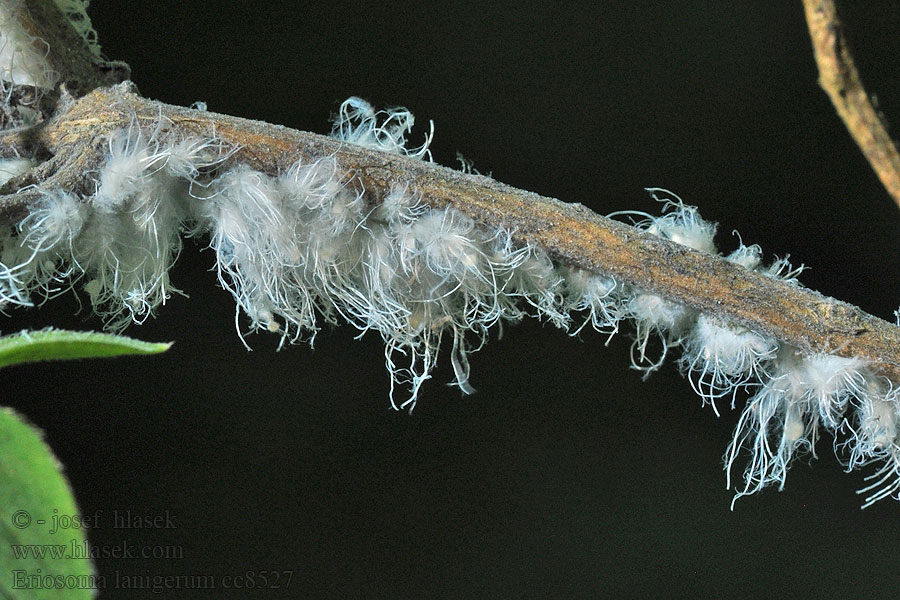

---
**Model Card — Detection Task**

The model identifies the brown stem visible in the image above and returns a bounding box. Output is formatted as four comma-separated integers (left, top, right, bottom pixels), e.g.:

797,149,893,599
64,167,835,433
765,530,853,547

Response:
0,0,128,96
802,0,900,211
2,82,900,381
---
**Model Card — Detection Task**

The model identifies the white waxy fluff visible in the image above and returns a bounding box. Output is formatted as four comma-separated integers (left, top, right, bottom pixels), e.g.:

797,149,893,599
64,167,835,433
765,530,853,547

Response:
194,157,569,408
9,124,222,328
72,124,213,328
627,293,693,374
679,315,777,415
1,190,84,305
641,188,718,254
0,1,57,88
75,176,186,328
623,189,718,374
0,158,36,186
725,243,762,270
2,98,899,506
331,96,434,160
561,267,620,336
725,348,870,505
0,0,98,90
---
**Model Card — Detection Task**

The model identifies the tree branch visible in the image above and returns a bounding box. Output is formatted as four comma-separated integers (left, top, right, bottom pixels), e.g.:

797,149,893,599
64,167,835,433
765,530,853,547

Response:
802,0,900,211
3,82,900,381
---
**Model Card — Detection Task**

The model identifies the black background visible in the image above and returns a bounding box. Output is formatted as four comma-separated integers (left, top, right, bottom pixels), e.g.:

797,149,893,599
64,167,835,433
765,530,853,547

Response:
7,1,900,598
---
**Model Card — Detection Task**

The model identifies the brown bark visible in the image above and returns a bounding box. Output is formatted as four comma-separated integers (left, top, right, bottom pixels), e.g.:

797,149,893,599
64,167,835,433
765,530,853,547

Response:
2,83,899,381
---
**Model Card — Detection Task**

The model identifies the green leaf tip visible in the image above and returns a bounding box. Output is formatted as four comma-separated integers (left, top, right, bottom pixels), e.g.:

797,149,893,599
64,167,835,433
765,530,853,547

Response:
0,407,97,599
0,328,172,370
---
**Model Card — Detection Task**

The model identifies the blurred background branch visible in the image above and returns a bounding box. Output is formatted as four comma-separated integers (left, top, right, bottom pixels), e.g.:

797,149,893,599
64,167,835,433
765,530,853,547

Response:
803,0,900,211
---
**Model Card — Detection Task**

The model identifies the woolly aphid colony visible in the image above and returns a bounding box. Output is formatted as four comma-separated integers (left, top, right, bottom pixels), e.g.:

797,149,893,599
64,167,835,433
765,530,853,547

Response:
2,97,899,508
1,0,899,506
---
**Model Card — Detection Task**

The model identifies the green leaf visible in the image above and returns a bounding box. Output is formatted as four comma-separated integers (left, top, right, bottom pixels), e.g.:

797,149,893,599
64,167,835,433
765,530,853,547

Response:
0,408,97,598
0,329,171,369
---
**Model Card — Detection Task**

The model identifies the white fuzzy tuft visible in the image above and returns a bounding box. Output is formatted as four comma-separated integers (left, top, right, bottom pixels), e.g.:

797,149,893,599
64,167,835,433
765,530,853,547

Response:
835,384,900,507
627,292,693,375
761,255,805,283
331,96,434,160
94,123,165,212
0,158,36,186
2,122,224,327
163,135,231,181
19,190,85,251
562,267,620,336
641,188,718,254
3,190,85,304
726,347,870,505
0,1,57,88
680,315,777,415
857,388,900,453
725,243,762,270
797,353,867,429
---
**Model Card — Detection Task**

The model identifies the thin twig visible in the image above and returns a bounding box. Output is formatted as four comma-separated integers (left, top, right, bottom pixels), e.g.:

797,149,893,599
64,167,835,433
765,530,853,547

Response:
802,0,900,210
2,82,900,381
